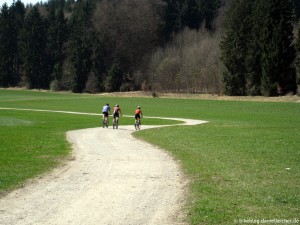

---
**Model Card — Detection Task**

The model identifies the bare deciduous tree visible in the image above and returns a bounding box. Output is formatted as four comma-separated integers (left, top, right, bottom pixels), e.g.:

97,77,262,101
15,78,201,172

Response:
147,28,223,94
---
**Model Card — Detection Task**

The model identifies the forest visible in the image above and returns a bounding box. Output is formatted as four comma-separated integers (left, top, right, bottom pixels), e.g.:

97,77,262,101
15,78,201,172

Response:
0,0,300,96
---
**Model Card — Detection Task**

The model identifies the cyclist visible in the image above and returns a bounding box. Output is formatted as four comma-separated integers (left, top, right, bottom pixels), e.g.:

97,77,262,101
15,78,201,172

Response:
102,103,110,127
112,104,122,128
134,106,143,130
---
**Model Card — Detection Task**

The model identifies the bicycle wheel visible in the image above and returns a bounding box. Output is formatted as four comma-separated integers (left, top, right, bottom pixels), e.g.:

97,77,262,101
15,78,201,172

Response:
102,118,105,128
113,118,116,129
105,117,108,128
135,120,140,130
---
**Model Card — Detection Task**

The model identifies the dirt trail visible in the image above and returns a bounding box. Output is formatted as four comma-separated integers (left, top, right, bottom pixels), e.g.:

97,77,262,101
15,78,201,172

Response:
0,111,207,225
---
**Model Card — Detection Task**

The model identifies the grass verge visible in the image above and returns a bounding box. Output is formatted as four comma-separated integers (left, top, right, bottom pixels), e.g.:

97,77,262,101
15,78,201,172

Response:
134,100,300,224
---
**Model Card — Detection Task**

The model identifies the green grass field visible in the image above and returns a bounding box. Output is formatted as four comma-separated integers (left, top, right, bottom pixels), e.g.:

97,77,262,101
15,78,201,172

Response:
0,89,299,224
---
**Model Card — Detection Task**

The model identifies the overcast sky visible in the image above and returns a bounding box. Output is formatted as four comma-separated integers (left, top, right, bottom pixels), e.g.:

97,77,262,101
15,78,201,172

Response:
2,0,47,6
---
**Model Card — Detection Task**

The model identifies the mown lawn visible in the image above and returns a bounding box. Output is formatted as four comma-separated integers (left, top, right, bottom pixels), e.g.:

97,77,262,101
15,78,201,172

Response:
0,89,299,224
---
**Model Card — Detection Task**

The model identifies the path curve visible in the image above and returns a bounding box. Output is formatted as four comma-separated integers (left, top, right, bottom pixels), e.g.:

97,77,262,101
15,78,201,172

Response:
0,108,208,225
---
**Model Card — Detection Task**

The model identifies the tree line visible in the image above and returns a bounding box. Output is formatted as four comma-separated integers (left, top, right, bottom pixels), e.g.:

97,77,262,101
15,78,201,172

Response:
0,0,299,96
0,0,221,93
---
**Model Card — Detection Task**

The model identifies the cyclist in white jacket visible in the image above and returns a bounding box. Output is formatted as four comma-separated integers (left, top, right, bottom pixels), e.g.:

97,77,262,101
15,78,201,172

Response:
102,103,110,120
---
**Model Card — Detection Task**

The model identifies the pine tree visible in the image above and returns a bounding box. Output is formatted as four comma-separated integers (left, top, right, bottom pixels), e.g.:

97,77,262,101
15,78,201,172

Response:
244,0,262,95
197,0,221,30
91,37,106,92
220,0,252,95
0,3,11,87
46,5,67,85
10,0,25,86
295,24,300,88
0,2,24,87
21,6,49,89
163,0,190,37
106,63,123,92
68,0,94,93
292,0,300,20
258,0,297,96
221,0,297,96
163,0,221,39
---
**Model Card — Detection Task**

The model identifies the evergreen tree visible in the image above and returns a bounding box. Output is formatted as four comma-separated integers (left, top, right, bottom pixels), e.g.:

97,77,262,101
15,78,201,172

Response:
221,0,297,96
163,0,221,40
292,0,300,20
244,0,262,95
21,6,49,89
184,0,201,30
0,1,25,87
0,3,11,87
68,0,94,93
258,0,297,96
47,0,65,10
106,63,123,92
91,37,106,92
10,0,25,86
0,1,24,87
163,0,189,39
197,0,221,30
220,0,252,95
295,24,300,88
46,5,67,85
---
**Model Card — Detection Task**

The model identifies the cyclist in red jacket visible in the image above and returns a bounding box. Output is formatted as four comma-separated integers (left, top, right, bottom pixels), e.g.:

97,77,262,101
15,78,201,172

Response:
134,106,143,129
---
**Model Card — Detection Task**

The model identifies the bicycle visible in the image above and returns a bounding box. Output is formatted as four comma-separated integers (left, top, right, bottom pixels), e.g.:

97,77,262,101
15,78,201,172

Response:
134,118,141,130
102,116,109,128
113,116,119,129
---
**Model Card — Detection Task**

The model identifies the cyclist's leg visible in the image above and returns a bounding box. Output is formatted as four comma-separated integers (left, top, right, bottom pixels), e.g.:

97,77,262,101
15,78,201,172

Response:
134,114,137,129
113,115,116,129
135,115,141,130
135,118,139,130
102,113,106,128
114,113,118,124
104,113,108,127
116,113,119,123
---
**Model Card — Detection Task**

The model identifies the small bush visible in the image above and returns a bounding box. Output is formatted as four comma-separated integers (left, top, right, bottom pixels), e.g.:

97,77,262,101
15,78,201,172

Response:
50,80,60,91
84,73,100,93
152,91,158,98
120,83,133,92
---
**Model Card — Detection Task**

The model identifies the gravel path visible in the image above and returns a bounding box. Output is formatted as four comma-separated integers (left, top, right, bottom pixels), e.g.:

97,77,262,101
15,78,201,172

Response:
0,109,208,225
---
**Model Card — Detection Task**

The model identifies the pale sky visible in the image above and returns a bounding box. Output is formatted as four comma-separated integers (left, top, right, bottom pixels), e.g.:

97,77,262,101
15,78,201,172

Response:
1,0,47,7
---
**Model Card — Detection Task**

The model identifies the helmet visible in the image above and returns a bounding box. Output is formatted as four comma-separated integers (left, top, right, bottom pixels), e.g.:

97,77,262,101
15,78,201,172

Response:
116,104,119,107
106,103,109,106
137,106,141,109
